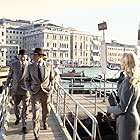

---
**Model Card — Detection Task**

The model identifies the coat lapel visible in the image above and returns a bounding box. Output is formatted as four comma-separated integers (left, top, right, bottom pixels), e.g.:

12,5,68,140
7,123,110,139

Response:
43,61,49,81
20,62,28,80
16,61,22,81
33,62,41,82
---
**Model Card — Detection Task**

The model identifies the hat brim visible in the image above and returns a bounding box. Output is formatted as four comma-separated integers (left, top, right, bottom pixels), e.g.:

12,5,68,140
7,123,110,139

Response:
18,53,28,55
31,53,46,56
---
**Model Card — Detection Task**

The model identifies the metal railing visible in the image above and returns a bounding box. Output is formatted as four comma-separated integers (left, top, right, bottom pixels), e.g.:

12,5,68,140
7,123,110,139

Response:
51,77,118,140
52,83,98,140
0,86,10,140
51,81,104,140
0,75,118,140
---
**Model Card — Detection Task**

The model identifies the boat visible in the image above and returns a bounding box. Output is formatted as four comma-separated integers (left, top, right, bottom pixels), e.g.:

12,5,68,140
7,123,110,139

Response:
60,69,85,77
107,62,121,70
61,74,105,83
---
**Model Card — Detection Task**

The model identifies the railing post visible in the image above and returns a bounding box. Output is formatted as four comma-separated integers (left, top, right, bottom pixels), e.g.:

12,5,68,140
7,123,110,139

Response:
94,88,97,115
99,80,102,99
90,89,92,96
71,78,74,95
63,93,66,127
73,104,78,140
112,82,114,92
91,119,97,140
56,86,60,114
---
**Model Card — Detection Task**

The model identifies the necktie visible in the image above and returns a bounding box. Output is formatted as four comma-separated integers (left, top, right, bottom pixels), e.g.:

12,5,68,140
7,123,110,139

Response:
38,64,42,81
21,64,24,74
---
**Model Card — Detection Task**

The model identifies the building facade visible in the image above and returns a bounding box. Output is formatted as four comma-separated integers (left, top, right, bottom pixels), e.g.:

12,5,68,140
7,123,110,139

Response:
70,29,93,67
0,24,6,45
90,35,102,67
0,18,31,64
106,40,135,64
0,18,136,67
24,23,71,64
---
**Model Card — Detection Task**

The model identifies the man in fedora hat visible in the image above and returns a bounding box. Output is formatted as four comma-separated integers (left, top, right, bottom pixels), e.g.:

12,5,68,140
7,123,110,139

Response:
25,48,55,140
6,49,30,134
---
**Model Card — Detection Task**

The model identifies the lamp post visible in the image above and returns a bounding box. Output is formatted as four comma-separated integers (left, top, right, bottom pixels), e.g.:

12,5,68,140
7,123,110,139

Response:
98,21,107,101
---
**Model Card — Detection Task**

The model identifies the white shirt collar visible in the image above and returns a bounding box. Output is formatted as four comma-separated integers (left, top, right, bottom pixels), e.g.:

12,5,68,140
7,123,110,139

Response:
37,61,44,66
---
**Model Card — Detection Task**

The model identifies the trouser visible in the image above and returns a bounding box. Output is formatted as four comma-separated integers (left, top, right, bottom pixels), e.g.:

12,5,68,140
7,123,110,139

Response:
12,94,30,127
31,89,51,138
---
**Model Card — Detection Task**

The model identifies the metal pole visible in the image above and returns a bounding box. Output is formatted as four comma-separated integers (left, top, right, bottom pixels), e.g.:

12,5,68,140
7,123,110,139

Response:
103,29,106,102
95,88,97,115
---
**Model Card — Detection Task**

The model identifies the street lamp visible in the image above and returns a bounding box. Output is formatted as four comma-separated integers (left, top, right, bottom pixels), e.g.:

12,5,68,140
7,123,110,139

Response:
98,21,107,101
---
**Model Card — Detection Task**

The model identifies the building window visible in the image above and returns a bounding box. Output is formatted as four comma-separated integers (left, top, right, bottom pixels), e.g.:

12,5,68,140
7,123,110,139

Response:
47,43,49,47
80,43,82,49
53,35,56,40
53,52,56,57
75,42,77,49
2,32,4,36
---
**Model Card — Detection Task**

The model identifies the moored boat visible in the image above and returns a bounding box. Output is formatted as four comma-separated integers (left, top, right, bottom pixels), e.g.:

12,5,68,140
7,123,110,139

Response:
107,62,120,70
60,69,85,77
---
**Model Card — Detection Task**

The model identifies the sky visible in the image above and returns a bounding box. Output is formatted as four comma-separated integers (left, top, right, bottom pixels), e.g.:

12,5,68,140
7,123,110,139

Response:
0,0,140,45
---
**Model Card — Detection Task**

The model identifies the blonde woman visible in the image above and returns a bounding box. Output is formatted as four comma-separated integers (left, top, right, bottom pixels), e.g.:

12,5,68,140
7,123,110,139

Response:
107,53,140,140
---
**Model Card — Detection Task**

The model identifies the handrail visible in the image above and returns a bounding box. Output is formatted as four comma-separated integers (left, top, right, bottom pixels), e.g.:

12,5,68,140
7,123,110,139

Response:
51,80,118,140
51,81,99,140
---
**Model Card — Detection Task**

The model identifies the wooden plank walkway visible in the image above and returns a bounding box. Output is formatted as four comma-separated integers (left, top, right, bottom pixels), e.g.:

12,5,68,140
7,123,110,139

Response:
54,93,109,117
72,94,109,114
5,94,109,140
6,107,67,140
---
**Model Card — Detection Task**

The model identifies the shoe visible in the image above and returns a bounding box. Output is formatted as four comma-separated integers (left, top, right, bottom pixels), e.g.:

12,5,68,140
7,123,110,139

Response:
14,117,21,125
22,127,28,134
43,124,48,130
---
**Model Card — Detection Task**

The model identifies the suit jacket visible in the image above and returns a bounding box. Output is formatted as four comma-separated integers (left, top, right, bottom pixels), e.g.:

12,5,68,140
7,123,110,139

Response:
25,61,55,95
108,75,140,140
6,60,29,95
108,75,140,115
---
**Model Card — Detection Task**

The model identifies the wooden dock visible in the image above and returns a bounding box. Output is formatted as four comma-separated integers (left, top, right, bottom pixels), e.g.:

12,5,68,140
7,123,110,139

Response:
5,94,109,140
6,107,67,140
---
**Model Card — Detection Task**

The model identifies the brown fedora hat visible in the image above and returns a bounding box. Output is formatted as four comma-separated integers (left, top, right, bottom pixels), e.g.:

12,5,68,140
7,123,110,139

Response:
33,48,46,56
18,49,28,55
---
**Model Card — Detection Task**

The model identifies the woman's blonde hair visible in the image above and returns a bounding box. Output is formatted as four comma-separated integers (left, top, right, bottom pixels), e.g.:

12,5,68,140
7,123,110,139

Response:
121,52,140,86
